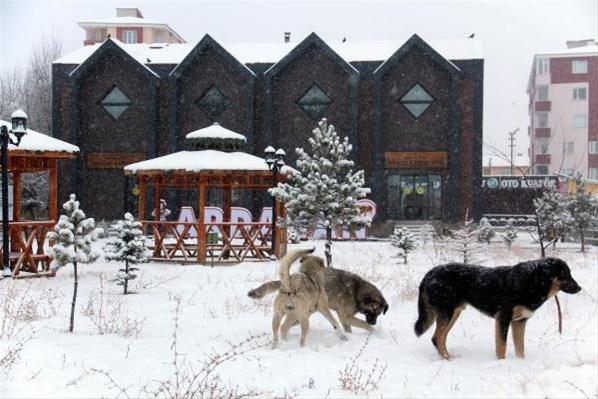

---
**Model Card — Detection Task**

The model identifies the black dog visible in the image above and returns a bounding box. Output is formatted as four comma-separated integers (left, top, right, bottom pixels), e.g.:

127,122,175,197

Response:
414,257,581,359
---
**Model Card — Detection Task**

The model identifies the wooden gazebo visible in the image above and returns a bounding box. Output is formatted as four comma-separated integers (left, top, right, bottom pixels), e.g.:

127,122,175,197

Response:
125,124,287,264
0,120,79,277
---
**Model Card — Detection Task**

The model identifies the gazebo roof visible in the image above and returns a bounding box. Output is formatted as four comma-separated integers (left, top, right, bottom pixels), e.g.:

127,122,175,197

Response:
124,149,290,175
0,119,79,156
185,123,247,142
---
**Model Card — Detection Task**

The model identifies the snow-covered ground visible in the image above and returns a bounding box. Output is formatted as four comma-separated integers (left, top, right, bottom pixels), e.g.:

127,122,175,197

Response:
1,238,596,398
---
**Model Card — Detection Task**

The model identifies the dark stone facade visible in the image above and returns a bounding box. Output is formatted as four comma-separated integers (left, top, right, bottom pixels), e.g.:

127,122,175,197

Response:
52,33,484,223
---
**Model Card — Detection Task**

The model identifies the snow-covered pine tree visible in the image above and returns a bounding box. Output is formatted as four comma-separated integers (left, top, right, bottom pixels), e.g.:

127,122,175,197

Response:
270,118,371,265
566,174,598,252
502,218,518,250
477,217,495,244
103,212,149,294
47,194,101,332
531,186,572,258
390,227,418,264
447,219,485,264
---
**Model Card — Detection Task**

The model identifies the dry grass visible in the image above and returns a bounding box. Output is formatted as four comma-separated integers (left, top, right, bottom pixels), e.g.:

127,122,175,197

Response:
82,274,144,339
338,334,387,395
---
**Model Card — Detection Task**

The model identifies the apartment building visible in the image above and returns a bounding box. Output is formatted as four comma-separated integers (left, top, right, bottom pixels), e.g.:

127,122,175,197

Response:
79,7,185,46
527,39,598,179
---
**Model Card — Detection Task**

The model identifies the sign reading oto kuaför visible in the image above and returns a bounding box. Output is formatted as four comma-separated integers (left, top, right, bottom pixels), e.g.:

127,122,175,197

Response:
482,176,559,190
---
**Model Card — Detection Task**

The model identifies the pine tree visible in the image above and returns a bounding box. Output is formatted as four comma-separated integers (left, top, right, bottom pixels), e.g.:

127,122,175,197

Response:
390,227,418,264
502,218,518,250
103,212,149,294
531,186,572,258
270,118,370,265
566,174,598,252
477,217,495,244
47,194,101,332
447,219,485,264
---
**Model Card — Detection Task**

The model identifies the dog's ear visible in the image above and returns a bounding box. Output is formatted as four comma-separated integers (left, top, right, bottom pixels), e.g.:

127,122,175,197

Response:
383,302,389,314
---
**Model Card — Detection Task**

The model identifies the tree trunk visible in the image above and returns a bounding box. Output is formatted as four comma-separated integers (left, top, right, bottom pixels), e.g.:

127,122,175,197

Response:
325,226,332,266
124,259,129,295
69,261,78,333
580,231,585,252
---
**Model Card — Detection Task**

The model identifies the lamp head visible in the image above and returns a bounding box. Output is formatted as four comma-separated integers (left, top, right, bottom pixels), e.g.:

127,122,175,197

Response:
11,109,27,142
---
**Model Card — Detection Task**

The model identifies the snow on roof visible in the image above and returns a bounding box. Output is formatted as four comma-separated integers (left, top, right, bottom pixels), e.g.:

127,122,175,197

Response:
125,150,280,173
185,123,247,141
54,35,483,66
535,43,598,57
78,16,168,26
0,120,79,153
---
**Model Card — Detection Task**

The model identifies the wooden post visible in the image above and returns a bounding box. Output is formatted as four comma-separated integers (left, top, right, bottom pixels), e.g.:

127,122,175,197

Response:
12,172,20,222
153,180,161,222
138,175,146,221
49,160,58,222
223,178,232,245
198,176,206,263
274,200,286,258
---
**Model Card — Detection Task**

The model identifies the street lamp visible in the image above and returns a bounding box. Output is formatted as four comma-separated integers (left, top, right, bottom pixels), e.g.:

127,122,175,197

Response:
264,146,285,258
1,110,27,278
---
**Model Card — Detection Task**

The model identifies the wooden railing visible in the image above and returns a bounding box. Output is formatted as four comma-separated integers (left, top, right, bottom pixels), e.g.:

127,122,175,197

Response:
141,220,284,263
0,221,55,277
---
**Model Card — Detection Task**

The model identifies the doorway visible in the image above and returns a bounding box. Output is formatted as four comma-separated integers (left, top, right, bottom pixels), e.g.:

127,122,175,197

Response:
387,174,442,219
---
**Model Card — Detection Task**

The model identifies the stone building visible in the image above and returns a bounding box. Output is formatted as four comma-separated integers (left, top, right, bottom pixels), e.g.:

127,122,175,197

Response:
52,33,484,224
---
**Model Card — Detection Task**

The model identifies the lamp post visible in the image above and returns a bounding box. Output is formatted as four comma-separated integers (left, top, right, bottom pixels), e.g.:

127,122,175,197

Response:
1,110,28,278
264,146,285,258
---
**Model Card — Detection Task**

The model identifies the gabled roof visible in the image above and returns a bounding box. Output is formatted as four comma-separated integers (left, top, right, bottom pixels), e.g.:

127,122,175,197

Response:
374,34,461,78
265,32,359,77
169,34,255,79
69,38,160,81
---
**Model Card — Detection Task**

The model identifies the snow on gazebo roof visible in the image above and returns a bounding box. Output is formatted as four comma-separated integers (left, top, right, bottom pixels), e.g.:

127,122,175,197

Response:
185,123,247,141
0,119,79,154
124,150,290,174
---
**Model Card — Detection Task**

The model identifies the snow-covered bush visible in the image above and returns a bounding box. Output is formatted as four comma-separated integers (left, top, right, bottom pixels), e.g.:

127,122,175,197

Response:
103,212,149,295
390,227,418,264
502,219,518,250
270,118,370,265
566,174,598,252
477,217,495,244
447,219,484,264
47,194,101,332
531,187,572,258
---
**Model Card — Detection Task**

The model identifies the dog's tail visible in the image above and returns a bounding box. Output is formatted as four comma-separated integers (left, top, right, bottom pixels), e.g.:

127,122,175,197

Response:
247,281,281,299
414,288,435,337
279,248,315,291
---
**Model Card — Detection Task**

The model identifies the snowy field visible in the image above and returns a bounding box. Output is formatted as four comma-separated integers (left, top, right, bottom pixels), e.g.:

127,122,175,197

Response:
1,238,596,398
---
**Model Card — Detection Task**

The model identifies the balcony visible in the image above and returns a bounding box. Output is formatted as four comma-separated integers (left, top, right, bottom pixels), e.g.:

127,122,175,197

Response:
535,128,551,138
535,101,551,111
535,154,551,164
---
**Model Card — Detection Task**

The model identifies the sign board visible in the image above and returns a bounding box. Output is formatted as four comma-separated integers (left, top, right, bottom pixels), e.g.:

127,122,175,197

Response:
87,153,145,169
482,176,559,190
385,152,448,169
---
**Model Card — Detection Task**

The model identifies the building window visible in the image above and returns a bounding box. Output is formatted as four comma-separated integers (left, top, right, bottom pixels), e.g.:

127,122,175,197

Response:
562,141,574,154
537,111,549,128
572,114,587,128
536,58,549,74
537,138,549,154
589,168,598,180
101,86,132,119
399,83,435,118
536,165,549,175
572,60,588,74
537,85,549,101
123,30,137,44
573,87,587,100
196,85,231,121
589,141,598,154
297,84,332,120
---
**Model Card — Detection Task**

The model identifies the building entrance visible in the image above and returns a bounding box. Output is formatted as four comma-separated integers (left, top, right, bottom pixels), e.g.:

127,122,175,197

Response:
387,174,442,219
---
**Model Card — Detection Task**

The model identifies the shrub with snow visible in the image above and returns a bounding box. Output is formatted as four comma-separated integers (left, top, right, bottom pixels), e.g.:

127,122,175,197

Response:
447,219,485,264
103,212,149,295
531,187,572,258
502,218,518,250
390,227,418,264
477,217,495,244
565,174,598,252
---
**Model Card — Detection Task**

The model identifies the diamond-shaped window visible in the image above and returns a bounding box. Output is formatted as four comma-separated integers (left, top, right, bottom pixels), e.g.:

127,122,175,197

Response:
101,87,132,119
196,85,231,120
400,83,434,118
297,84,332,120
